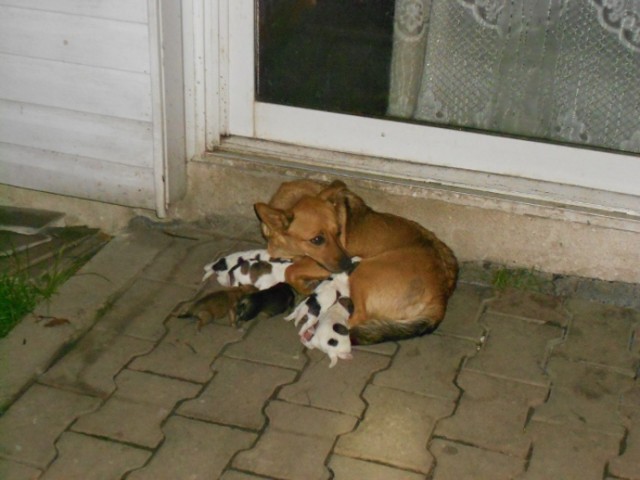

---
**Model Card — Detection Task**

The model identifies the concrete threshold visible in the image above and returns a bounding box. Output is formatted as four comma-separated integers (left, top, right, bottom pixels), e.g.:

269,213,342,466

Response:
171,143,640,284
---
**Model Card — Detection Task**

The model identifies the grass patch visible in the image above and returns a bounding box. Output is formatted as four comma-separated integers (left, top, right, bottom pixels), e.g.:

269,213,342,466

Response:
492,267,543,293
0,273,40,337
0,251,80,339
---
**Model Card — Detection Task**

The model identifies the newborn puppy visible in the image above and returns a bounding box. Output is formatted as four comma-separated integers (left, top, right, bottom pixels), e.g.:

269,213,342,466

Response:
203,249,291,289
286,270,351,330
235,282,296,323
300,298,353,368
177,285,258,328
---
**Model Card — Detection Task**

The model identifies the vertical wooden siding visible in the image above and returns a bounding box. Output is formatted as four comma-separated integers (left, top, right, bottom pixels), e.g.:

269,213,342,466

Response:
0,1,158,209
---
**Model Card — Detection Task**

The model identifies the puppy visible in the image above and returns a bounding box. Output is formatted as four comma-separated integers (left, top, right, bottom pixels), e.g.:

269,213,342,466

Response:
254,179,458,344
177,285,258,328
235,282,297,323
300,299,353,368
286,268,353,329
203,249,291,290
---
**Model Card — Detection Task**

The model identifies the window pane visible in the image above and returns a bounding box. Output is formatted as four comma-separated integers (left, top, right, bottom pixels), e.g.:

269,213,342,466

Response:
257,0,640,155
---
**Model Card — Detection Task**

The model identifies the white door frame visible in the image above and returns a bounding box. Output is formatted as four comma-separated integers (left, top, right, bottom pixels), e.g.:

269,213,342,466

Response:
182,0,640,215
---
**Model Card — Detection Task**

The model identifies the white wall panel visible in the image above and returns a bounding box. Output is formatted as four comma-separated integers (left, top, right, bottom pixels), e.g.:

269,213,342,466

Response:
1,143,156,209
0,54,152,121
0,6,150,73
0,2,164,211
0,100,154,168
0,0,148,23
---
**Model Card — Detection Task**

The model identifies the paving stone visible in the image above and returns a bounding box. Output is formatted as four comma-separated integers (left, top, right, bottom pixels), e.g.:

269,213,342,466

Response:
488,289,568,326
225,316,306,370
437,283,493,341
95,278,196,342
435,370,547,458
430,438,525,480
279,349,389,416
72,369,200,448
373,334,475,401
233,400,356,480
531,357,632,436
128,416,255,480
464,312,562,386
220,471,266,480
0,384,100,467
328,454,425,480
40,328,154,397
632,322,640,356
621,383,640,412
41,431,150,480
520,421,621,480
352,341,398,356
32,227,172,328
129,318,244,383
0,313,77,409
140,237,258,287
179,356,297,429
335,384,454,474
609,408,640,480
0,459,42,480
555,298,640,375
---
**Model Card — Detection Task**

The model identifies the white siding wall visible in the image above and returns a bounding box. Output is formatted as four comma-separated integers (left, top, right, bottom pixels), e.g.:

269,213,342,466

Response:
0,1,159,209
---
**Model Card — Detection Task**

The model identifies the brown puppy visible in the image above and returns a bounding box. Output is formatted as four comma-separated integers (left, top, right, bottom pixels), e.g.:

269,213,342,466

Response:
254,180,458,344
177,285,258,328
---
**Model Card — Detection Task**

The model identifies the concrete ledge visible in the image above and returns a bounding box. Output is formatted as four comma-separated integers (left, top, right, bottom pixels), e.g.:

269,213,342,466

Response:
172,152,640,284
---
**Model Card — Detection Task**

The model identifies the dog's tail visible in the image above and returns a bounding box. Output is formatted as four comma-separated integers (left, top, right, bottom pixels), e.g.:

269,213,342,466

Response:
349,318,438,345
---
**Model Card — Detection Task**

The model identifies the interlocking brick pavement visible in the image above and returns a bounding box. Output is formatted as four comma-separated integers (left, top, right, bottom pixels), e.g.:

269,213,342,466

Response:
434,370,547,458
127,416,256,480
519,422,621,480
0,222,638,480
0,384,100,468
232,400,356,480
0,458,42,480
178,356,297,430
279,349,389,415
335,384,454,473
40,328,154,397
328,454,425,480
129,318,244,383
429,438,525,480
71,369,200,448
42,432,150,480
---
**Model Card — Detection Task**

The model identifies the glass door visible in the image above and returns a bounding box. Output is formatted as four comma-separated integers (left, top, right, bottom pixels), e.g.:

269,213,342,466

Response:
225,0,640,207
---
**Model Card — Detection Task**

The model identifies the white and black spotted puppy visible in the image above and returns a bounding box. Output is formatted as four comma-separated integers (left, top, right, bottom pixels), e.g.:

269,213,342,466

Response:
203,249,292,290
300,298,353,368
285,257,359,329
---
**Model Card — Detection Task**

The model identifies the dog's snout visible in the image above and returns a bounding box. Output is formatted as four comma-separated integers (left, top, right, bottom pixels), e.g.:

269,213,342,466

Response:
339,255,353,272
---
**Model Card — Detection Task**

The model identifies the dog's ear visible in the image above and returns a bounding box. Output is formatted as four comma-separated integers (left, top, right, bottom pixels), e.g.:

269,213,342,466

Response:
317,181,351,247
317,180,347,203
254,203,292,233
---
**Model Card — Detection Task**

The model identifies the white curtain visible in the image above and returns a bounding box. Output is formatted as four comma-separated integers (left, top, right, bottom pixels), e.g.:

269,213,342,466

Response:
388,0,640,154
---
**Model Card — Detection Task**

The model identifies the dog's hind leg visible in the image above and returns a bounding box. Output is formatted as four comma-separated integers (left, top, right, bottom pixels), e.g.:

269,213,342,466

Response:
348,318,437,345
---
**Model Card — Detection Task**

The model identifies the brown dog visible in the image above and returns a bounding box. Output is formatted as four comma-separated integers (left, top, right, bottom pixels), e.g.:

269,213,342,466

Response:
254,179,458,344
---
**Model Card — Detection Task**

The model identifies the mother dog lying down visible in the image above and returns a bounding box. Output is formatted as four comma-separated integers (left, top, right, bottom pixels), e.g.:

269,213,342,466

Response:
254,179,458,345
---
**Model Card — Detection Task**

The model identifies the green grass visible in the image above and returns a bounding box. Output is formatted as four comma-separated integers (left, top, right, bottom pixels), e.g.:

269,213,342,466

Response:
0,252,79,338
492,267,543,293
0,273,40,337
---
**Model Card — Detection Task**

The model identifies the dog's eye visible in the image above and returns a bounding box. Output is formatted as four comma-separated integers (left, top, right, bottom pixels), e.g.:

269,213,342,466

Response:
310,235,325,246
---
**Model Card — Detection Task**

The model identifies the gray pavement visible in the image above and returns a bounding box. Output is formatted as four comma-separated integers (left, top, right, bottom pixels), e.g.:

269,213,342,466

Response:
0,220,638,480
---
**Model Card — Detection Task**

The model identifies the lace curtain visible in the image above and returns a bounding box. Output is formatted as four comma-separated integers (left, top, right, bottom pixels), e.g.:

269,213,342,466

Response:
388,0,640,154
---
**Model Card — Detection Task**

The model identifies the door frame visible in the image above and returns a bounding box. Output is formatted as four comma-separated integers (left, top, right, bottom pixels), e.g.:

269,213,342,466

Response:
181,0,640,216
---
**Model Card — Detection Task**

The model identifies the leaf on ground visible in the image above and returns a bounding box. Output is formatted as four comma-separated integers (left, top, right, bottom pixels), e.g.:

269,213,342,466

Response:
37,315,71,328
